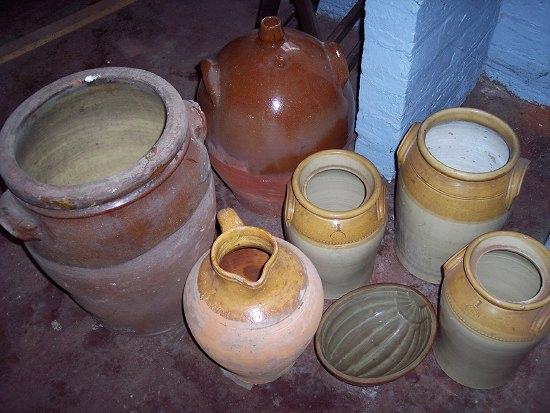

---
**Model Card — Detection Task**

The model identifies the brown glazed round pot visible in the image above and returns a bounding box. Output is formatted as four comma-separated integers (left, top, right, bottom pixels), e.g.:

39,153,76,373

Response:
183,208,324,385
0,67,216,334
198,16,355,215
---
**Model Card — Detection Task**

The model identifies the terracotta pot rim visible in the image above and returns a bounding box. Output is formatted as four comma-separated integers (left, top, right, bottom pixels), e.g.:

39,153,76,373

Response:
314,283,437,386
417,107,520,181
0,67,188,211
464,230,550,310
291,149,383,219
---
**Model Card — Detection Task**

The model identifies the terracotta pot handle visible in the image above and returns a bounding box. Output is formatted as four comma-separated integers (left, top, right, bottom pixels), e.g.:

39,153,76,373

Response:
442,245,468,273
397,123,420,168
283,182,296,223
0,191,41,241
376,185,386,221
531,306,550,336
185,100,207,142
324,41,349,88
505,157,530,209
200,58,220,107
217,208,245,233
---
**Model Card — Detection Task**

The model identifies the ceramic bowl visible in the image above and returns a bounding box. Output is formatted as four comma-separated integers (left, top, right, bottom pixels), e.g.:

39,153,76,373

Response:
315,283,437,386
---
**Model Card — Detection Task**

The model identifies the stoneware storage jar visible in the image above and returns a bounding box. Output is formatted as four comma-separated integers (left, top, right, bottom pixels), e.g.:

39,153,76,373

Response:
315,284,437,386
0,67,216,335
198,16,355,215
395,108,530,284
284,150,387,299
434,231,550,389
183,208,324,386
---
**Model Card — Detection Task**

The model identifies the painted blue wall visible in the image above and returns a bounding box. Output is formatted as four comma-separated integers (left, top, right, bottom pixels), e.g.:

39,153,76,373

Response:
317,0,357,18
484,0,550,106
354,0,502,180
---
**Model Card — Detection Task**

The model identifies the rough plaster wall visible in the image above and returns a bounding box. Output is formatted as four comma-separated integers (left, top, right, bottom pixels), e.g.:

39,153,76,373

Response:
485,0,550,106
355,0,502,180
317,0,357,18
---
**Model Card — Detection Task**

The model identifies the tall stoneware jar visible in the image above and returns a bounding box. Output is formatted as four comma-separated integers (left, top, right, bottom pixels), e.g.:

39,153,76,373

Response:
284,150,387,299
395,108,530,284
183,208,324,385
434,231,550,389
197,16,355,215
0,67,216,334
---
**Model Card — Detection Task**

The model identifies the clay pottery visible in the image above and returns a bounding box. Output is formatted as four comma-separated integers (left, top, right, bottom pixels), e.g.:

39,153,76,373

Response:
284,150,387,299
198,16,355,215
183,208,324,385
0,67,216,334
315,283,437,386
434,231,550,389
395,108,530,284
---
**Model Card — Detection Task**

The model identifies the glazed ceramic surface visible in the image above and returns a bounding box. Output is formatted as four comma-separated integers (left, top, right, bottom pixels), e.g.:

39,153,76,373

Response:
0,67,216,334
183,208,324,385
198,16,355,215
284,150,387,299
434,231,550,389
315,284,437,386
395,108,530,284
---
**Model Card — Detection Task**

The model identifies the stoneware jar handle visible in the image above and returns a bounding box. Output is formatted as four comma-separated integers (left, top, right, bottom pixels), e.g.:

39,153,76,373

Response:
200,58,220,107
0,191,41,241
442,245,468,273
397,123,421,168
186,100,207,142
324,41,349,88
376,185,386,221
531,306,550,336
505,157,530,209
284,182,296,223
217,208,245,233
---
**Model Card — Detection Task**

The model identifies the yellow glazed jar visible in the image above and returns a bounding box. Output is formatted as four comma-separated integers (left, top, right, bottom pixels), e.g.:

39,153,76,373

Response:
284,150,387,299
395,108,530,284
183,208,324,386
434,231,550,389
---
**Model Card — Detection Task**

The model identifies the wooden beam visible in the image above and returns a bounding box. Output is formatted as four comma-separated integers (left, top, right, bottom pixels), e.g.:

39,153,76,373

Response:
0,0,137,65
327,0,363,43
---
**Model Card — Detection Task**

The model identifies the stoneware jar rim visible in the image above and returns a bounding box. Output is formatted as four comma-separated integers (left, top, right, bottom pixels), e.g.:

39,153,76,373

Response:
417,107,520,182
291,149,383,219
0,67,187,211
314,283,437,386
464,231,550,311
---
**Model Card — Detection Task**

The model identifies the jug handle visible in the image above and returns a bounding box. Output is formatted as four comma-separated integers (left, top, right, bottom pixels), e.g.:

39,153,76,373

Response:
397,123,420,168
324,41,349,89
376,185,386,221
531,306,550,336
442,245,467,273
185,100,207,142
217,208,245,233
505,157,530,209
200,58,220,107
0,191,41,241
283,182,296,223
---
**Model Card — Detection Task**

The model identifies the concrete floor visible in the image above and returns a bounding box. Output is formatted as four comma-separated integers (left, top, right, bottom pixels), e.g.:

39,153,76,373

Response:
1,1,549,411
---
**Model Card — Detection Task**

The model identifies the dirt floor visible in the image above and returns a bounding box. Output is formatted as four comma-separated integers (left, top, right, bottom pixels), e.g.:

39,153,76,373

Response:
0,1,549,411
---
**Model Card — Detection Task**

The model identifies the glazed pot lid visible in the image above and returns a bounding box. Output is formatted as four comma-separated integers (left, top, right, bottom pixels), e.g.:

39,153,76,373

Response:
0,67,188,211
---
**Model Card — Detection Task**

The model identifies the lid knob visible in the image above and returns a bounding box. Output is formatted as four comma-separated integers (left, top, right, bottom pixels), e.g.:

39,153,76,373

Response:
259,16,284,43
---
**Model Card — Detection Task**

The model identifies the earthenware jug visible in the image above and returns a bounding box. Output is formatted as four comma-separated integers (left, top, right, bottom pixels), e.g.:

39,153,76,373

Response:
395,108,530,284
284,150,387,298
198,16,355,215
183,208,324,385
0,67,216,334
434,231,550,389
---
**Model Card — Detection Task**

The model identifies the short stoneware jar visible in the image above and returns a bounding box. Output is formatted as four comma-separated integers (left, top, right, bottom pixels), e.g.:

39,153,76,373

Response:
434,231,550,389
183,208,324,386
395,108,530,284
284,150,387,299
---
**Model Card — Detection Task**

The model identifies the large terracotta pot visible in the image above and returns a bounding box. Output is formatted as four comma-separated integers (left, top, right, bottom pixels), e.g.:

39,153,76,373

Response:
434,231,550,389
0,67,216,334
395,108,530,284
198,16,355,215
183,208,324,385
284,150,387,299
